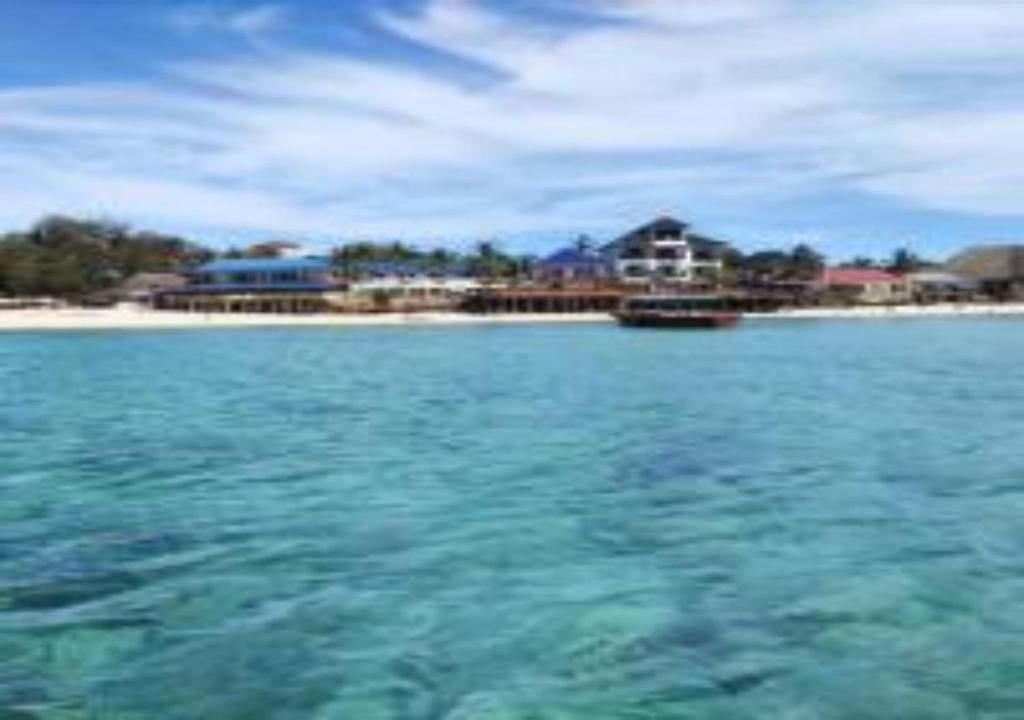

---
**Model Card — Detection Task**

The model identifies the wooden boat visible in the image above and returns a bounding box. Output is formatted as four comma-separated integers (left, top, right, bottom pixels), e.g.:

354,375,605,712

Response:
614,295,741,329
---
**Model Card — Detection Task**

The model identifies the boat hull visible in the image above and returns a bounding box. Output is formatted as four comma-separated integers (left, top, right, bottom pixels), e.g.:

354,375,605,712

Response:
614,311,741,329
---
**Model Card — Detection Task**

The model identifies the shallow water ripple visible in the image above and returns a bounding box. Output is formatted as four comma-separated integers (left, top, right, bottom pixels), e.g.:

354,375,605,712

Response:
3,321,1024,718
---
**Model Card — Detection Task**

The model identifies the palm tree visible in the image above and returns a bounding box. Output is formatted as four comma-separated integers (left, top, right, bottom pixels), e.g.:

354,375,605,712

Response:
472,240,501,280
789,244,825,279
889,247,928,274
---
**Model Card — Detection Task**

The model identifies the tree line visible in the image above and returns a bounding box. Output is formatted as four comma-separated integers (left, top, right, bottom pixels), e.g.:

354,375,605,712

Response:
0,217,539,297
0,215,936,299
729,245,934,283
0,216,212,299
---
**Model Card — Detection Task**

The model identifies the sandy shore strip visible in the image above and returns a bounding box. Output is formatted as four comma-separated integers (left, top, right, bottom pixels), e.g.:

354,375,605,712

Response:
754,303,1024,320
2,303,1024,332
0,308,614,332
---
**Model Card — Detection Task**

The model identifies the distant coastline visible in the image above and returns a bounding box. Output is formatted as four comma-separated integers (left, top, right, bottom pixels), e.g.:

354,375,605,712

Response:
3,303,1024,332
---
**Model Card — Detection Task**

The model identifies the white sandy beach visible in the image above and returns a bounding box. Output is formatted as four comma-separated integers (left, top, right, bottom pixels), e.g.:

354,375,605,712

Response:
0,307,614,332
2,303,1024,332
764,304,1024,320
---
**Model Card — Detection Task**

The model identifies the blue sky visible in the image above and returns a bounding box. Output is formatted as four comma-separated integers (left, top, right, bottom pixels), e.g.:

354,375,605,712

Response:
2,0,1024,260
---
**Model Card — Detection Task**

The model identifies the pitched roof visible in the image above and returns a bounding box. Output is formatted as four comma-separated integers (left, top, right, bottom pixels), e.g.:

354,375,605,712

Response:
118,272,186,291
538,247,606,268
605,216,690,248
821,268,901,284
946,245,1024,281
192,256,331,274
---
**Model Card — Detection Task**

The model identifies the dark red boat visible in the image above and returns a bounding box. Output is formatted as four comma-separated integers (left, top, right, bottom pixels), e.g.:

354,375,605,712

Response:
614,295,741,329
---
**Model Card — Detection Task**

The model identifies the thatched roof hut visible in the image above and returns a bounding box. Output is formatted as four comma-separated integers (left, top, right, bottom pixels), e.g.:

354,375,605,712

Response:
946,245,1024,281
86,272,186,306
946,245,1024,299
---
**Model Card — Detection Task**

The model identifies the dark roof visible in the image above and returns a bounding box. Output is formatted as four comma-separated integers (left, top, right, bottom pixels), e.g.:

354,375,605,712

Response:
946,245,1024,281
600,216,732,258
538,247,606,268
603,216,690,250
192,256,331,274
623,216,690,238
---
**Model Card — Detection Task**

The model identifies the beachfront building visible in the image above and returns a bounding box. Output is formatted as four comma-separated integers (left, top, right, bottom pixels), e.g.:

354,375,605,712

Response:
156,256,345,313
904,271,979,303
601,217,727,287
817,268,911,305
339,260,481,312
535,243,610,283
87,272,187,307
945,245,1024,300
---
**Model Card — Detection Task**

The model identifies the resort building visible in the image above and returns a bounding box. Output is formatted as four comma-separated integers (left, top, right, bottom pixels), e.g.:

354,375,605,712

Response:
341,260,481,312
535,243,609,283
945,245,1024,299
904,271,978,303
462,287,625,314
87,272,187,307
156,256,485,314
817,268,911,305
156,256,345,313
600,217,727,287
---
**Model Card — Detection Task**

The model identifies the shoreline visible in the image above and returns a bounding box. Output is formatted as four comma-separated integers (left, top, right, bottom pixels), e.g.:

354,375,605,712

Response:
0,308,614,332
757,304,1024,320
1,303,1024,332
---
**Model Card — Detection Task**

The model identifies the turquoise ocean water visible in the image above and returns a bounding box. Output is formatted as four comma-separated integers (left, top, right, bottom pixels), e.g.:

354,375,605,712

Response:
3,319,1024,718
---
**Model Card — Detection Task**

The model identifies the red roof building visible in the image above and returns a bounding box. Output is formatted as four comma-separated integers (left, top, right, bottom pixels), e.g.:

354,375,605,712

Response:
818,267,911,305
819,268,901,285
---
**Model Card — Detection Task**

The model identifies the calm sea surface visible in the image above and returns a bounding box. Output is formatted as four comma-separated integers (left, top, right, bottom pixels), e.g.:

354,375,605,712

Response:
3,320,1024,719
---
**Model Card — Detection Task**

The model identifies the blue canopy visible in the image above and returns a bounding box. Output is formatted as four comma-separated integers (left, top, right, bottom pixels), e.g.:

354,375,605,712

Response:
191,257,331,275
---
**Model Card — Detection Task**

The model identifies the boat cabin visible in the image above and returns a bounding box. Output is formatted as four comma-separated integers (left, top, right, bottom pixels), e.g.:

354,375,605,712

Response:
616,294,741,328
620,295,733,312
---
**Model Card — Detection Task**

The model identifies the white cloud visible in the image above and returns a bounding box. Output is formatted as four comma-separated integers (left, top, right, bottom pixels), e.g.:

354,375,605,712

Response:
168,3,287,38
2,0,1024,249
597,0,784,27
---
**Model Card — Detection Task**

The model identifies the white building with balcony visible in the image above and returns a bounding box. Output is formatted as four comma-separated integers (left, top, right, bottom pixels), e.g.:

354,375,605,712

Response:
601,216,728,286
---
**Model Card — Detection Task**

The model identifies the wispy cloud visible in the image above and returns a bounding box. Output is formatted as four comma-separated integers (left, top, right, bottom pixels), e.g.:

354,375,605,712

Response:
167,3,287,38
2,0,1024,251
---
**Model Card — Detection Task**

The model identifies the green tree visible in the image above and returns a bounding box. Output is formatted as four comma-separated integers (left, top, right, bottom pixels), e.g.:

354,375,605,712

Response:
789,244,825,279
0,215,211,299
888,247,931,274
845,256,877,269
741,250,792,281
471,241,501,279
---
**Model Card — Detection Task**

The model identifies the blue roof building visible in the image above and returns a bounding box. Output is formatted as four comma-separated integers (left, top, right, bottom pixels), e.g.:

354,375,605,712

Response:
536,245,609,281
155,255,343,313
184,256,340,293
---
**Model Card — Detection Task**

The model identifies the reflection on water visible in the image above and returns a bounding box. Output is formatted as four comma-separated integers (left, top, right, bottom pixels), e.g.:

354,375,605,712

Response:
3,321,1024,718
